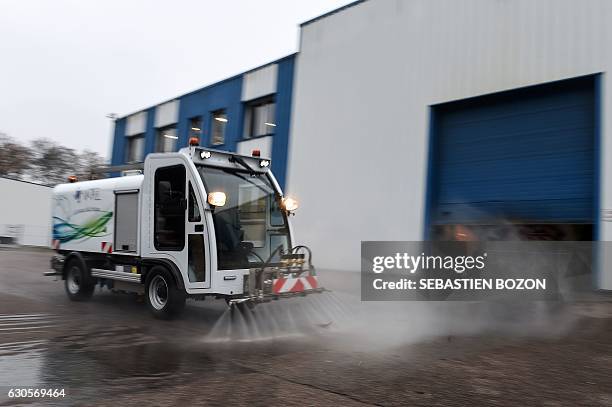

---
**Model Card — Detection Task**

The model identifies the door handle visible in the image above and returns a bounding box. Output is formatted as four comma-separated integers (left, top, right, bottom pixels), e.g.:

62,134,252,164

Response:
194,224,204,232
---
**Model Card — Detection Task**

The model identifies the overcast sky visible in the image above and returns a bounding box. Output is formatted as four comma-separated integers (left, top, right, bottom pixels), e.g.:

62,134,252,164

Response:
0,0,353,159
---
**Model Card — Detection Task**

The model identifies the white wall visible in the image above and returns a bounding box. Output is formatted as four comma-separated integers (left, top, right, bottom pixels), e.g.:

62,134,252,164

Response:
154,100,179,128
288,0,612,286
236,136,273,159
242,64,278,101
126,111,147,136
0,178,52,246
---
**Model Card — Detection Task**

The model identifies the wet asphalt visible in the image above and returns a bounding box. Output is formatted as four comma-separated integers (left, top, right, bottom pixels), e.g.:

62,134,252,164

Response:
1,247,612,406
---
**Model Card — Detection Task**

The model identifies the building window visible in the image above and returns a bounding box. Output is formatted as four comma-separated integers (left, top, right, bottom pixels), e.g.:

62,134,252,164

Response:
189,117,202,142
211,110,227,145
156,126,178,152
244,97,275,138
125,134,144,163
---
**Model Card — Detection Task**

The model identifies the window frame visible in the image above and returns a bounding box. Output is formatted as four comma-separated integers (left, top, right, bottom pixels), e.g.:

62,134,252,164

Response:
125,134,145,163
188,181,202,223
243,95,276,139
189,116,202,142
154,164,186,251
210,109,228,146
155,125,178,153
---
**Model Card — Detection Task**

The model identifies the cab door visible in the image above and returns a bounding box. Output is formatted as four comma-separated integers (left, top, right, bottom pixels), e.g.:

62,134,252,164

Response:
146,157,210,291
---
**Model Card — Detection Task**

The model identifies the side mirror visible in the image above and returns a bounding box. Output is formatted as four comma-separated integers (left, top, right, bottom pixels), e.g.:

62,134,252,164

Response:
208,192,227,207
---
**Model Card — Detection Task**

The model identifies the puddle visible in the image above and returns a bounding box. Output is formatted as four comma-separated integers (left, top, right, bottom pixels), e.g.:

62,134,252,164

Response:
0,313,59,333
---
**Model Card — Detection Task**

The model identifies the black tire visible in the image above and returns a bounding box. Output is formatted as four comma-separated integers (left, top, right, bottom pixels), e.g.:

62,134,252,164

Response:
64,259,95,301
145,266,186,319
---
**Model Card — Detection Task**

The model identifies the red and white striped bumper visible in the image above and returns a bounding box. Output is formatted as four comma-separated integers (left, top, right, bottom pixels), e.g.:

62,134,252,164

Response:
272,276,319,294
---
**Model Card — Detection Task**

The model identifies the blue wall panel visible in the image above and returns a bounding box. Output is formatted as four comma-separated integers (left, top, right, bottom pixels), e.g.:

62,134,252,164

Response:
144,106,157,155
177,76,243,152
271,56,295,189
109,55,296,189
110,118,127,166
430,76,595,225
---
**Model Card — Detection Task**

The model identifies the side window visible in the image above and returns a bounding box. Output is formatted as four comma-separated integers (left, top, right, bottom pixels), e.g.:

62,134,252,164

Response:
125,134,145,163
270,197,284,227
155,126,178,153
188,182,201,222
243,97,275,138
238,184,266,247
154,165,186,251
210,110,227,145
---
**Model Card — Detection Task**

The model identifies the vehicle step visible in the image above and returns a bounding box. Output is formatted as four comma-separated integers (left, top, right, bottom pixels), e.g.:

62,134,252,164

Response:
91,268,141,283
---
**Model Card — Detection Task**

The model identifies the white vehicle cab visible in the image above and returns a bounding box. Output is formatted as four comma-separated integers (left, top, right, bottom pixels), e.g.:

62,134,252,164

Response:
48,140,320,319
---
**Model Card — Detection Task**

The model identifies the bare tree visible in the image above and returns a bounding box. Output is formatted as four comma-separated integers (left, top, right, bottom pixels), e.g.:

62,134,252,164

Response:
0,136,107,185
0,134,30,178
76,149,106,180
29,138,80,185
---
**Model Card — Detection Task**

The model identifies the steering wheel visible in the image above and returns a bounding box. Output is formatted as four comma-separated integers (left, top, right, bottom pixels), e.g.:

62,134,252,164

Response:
238,241,265,264
247,250,265,264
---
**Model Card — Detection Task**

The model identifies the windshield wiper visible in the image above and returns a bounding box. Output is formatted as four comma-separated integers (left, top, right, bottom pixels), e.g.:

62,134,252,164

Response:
224,169,272,196
229,156,256,175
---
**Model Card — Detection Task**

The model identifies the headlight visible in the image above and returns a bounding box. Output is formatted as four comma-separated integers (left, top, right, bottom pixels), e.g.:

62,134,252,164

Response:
282,196,299,212
207,192,227,207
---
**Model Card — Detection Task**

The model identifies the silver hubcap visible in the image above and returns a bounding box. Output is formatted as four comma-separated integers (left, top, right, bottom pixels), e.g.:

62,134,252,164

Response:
149,275,168,310
67,266,81,294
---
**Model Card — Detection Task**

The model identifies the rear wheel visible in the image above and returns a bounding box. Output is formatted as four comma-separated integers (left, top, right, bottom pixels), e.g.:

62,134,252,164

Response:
64,259,95,301
145,267,186,319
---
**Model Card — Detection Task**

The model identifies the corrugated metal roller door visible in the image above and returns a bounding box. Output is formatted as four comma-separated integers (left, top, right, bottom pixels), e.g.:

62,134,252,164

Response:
430,76,595,225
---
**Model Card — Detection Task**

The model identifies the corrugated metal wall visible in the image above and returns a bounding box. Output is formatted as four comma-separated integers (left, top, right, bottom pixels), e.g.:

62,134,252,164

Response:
431,76,595,225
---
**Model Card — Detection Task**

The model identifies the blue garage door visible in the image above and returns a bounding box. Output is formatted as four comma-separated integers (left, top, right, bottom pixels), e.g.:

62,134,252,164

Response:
430,76,596,225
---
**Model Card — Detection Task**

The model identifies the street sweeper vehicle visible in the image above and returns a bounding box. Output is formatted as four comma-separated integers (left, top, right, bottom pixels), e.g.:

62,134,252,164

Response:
46,141,322,319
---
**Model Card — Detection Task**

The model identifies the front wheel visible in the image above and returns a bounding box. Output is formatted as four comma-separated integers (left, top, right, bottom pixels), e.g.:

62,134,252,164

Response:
145,267,186,319
64,259,95,301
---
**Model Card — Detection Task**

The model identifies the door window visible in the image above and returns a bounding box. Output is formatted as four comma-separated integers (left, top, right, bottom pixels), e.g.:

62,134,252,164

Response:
188,182,201,222
154,165,186,251
188,234,206,282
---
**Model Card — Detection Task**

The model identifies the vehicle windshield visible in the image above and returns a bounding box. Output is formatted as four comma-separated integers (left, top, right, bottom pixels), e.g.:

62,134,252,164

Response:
197,166,290,270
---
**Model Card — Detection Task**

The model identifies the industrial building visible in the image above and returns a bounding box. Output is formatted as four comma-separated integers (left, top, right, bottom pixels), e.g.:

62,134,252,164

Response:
111,55,295,188
288,0,612,289
111,0,612,288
